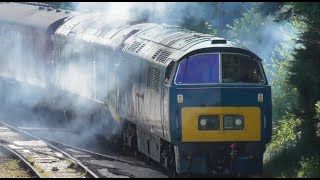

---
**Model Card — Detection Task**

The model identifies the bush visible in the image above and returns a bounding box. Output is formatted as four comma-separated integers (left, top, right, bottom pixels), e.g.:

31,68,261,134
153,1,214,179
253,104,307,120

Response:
264,102,320,178
263,113,302,177
266,113,301,155
297,155,320,178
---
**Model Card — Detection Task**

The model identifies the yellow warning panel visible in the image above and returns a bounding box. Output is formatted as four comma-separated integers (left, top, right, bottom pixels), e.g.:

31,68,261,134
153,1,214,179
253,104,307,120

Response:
181,107,261,142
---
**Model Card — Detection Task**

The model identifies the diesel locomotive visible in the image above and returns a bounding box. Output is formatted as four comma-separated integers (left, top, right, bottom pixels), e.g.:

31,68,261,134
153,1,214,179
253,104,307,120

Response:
0,2,272,177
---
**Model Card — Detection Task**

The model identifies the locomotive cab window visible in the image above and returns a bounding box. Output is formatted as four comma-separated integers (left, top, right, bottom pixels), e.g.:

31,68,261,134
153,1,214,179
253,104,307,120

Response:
222,54,264,84
165,62,174,85
175,54,220,84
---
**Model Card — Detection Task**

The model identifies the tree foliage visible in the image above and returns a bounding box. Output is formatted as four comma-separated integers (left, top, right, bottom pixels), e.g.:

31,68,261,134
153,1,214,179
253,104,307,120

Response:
297,155,320,178
268,113,301,152
181,17,216,35
256,2,285,16
281,2,320,143
270,43,299,121
39,2,76,10
263,3,320,177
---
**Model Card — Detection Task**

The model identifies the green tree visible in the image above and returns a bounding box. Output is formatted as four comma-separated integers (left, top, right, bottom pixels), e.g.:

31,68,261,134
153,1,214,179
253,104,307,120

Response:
282,2,320,143
180,2,217,35
181,17,217,35
270,43,299,122
256,2,285,16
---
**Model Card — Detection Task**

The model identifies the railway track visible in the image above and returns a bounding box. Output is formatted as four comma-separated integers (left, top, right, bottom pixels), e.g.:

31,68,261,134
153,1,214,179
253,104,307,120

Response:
0,121,168,178
33,135,150,178
19,127,266,178
0,121,98,178
24,128,168,178
0,144,40,178
0,121,267,178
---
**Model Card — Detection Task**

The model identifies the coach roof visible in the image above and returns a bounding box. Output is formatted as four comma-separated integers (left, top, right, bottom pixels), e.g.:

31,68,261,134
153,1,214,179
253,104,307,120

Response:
0,2,72,33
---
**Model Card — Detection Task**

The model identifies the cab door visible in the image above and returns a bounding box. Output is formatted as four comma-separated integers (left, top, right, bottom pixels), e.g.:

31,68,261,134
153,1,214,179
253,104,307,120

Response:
161,61,175,139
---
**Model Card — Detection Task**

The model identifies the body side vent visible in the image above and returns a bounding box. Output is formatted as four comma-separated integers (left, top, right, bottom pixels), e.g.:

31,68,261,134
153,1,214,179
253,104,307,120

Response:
152,49,163,59
155,51,171,64
126,41,141,53
135,43,145,53
150,68,160,92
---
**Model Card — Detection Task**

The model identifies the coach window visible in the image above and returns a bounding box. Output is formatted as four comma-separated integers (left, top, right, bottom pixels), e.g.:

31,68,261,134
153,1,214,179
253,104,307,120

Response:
165,62,174,85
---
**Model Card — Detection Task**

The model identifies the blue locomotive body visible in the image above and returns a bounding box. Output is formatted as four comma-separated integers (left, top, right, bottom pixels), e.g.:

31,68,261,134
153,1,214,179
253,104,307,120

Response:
108,30,272,176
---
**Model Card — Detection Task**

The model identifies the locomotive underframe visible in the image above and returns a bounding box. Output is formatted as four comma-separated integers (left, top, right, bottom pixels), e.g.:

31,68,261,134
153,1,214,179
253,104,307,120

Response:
121,118,265,177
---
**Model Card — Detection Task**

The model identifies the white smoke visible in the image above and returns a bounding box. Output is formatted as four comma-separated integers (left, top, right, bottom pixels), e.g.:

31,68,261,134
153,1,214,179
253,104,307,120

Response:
72,2,217,26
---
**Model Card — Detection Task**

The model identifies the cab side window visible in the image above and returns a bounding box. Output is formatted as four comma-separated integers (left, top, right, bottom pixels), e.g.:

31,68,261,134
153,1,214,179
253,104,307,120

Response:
165,62,174,85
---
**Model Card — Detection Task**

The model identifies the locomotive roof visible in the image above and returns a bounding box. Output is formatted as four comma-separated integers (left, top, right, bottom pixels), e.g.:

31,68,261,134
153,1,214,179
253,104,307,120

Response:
54,12,261,66
54,12,156,46
123,23,262,63
0,2,73,32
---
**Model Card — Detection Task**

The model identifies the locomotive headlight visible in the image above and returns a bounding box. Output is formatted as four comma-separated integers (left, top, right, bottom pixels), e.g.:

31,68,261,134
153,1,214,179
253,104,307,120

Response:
235,119,242,126
199,118,207,126
223,115,244,130
198,115,219,130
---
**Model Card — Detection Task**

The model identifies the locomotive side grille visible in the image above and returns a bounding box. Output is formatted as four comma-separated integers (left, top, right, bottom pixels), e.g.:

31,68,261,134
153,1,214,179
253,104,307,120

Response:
155,50,171,64
126,41,141,53
150,68,160,92
135,43,145,53
152,49,163,59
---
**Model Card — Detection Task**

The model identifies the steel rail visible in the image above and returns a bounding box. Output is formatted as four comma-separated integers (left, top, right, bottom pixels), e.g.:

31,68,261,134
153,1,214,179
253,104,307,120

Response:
0,121,99,178
0,144,42,178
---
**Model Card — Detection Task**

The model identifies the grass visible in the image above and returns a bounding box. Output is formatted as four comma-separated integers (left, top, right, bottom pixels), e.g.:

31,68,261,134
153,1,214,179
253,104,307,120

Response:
34,164,50,178
0,159,32,178
26,155,35,165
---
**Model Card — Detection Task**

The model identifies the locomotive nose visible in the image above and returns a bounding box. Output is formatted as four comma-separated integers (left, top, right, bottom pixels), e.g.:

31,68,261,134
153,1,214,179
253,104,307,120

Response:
181,106,261,142
172,84,270,176
174,85,265,143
